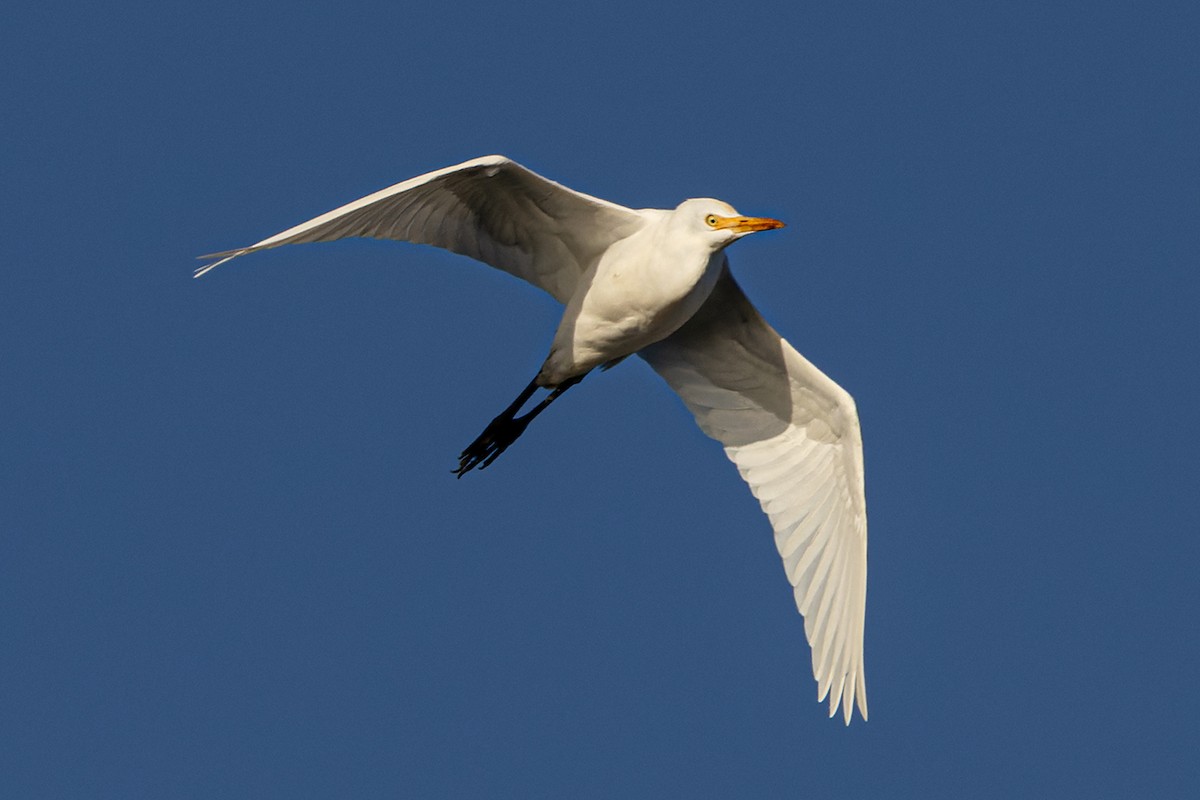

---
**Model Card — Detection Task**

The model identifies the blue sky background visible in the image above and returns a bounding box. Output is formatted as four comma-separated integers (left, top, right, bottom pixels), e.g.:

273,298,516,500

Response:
3,1,1198,797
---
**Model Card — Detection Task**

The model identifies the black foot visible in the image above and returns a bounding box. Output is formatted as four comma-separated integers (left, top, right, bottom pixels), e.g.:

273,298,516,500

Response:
454,412,533,477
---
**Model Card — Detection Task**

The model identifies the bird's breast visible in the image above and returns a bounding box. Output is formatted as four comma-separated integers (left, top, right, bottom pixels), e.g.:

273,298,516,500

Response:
540,238,722,383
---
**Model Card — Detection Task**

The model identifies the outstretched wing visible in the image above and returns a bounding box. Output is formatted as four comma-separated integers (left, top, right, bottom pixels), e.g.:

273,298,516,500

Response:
640,265,869,724
195,155,645,303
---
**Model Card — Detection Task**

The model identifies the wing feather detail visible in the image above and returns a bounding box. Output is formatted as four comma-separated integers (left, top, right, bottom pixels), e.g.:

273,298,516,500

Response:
640,265,868,724
195,155,644,303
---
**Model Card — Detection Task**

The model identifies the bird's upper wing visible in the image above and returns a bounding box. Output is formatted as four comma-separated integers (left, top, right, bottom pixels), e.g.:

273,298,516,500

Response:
195,155,645,303
639,265,868,724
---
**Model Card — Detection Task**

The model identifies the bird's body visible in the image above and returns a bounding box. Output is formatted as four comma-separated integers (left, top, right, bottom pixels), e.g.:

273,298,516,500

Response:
197,156,869,724
543,201,730,385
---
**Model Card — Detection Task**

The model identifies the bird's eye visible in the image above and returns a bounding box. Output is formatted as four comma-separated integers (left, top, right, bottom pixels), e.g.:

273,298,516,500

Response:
705,214,719,227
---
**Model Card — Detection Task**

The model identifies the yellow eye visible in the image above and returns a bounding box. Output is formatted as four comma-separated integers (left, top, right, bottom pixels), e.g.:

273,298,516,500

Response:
705,214,719,227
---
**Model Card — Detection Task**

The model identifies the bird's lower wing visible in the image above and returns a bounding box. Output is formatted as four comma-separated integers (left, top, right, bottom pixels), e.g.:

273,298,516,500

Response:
639,266,869,724
195,155,644,303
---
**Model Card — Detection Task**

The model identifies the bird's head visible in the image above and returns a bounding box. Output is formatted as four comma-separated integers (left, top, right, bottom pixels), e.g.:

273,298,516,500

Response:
674,198,785,250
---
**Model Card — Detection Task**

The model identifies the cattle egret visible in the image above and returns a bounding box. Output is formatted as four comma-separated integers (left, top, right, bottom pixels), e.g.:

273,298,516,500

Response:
197,155,868,724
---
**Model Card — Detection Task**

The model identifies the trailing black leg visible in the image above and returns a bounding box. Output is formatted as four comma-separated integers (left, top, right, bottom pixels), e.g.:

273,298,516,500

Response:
454,374,584,477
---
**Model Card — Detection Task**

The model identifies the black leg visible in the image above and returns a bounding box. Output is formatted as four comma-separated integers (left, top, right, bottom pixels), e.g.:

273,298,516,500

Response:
454,374,585,477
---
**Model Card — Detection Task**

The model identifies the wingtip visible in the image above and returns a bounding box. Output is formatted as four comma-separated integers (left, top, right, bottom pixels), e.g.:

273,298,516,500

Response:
192,258,224,278
818,672,868,725
193,250,248,278
829,696,864,726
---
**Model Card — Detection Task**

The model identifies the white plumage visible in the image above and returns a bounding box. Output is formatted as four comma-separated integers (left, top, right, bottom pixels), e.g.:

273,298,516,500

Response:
198,155,869,724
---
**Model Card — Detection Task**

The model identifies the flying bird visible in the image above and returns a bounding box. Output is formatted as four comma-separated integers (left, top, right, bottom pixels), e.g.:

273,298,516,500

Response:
196,155,868,724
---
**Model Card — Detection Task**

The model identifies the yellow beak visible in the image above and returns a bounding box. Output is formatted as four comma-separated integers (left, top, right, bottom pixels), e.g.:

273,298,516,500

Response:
713,215,786,234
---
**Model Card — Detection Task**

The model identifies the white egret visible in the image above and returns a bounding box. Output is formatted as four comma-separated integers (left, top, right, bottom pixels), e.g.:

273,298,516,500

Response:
197,155,868,724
